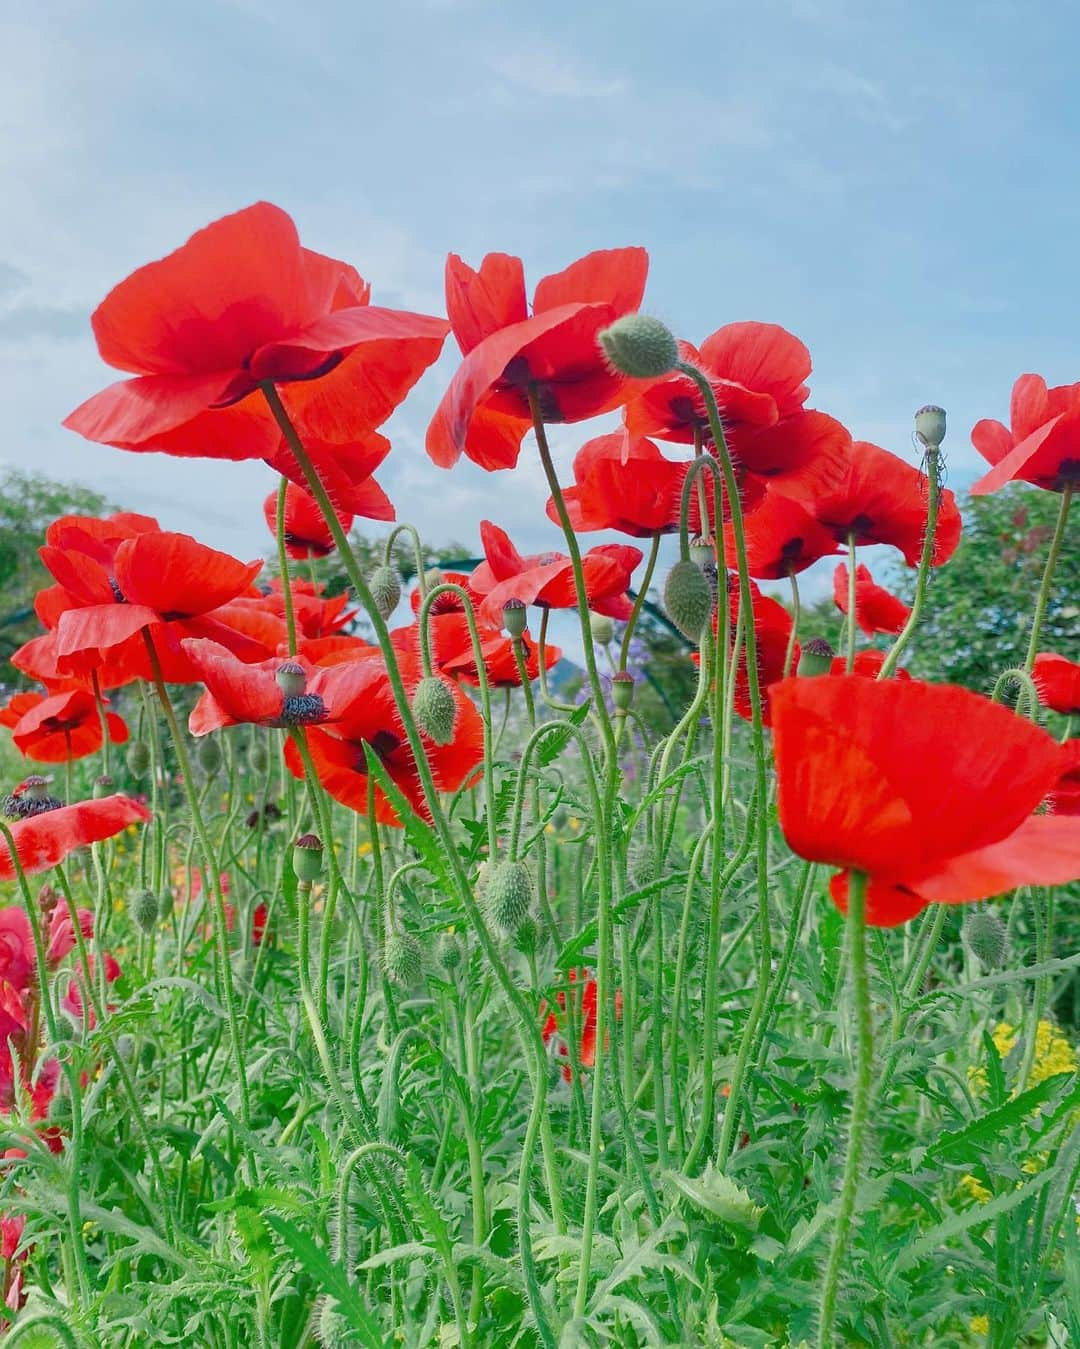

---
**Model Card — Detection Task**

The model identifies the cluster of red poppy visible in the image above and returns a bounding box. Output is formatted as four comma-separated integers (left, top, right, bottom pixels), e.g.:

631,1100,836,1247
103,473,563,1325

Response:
4,200,1074,929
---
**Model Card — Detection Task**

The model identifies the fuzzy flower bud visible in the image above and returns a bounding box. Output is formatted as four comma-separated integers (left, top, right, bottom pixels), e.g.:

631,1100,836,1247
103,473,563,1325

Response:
589,612,615,645
664,559,713,640
248,739,270,775
502,597,528,638
598,314,680,379
131,889,161,934
412,676,457,745
436,930,464,973
293,833,325,884
915,404,947,450
513,917,539,957
383,929,423,986
370,565,402,619
963,905,1007,968
482,860,534,935
125,740,152,778
797,637,835,678
198,736,223,776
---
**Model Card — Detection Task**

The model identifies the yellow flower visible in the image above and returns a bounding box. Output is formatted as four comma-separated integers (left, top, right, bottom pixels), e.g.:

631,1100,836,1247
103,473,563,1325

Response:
113,898,126,914
358,842,372,857
969,1314,989,1335
959,1174,992,1204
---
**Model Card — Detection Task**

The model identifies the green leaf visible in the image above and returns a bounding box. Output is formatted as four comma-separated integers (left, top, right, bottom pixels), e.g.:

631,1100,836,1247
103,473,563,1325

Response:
926,1072,1078,1161
537,701,592,767
264,1212,390,1348
662,1166,764,1230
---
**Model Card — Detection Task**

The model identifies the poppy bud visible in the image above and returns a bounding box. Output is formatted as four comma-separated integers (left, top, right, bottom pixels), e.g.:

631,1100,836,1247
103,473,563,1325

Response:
318,1300,352,1349
275,660,306,698
93,774,115,799
915,404,947,450
514,917,539,957
370,565,402,620
248,739,270,775
598,314,680,379
611,671,635,713
628,841,657,890
436,930,464,972
382,928,423,986
132,889,160,934
198,736,223,777
125,740,152,778
37,884,60,918
689,536,715,569
482,860,534,935
293,833,324,884
797,637,835,678
590,613,615,645
502,597,528,638
963,905,1007,968
158,889,174,921
412,676,457,745
664,560,712,641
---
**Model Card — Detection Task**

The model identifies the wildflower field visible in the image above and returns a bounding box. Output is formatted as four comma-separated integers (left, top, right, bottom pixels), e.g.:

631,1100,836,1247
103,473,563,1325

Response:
1,202,1079,1348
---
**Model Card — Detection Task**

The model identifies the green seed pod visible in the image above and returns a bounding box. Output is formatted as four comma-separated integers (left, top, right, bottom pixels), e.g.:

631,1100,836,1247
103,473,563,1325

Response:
370,565,402,620
964,905,1007,968
198,736,223,776
275,660,306,698
248,738,270,775
382,929,423,986
689,535,715,569
436,931,464,973
610,671,635,712
502,597,527,638
412,676,457,746
628,840,657,890
598,314,680,379
293,833,325,884
125,740,152,778
915,404,947,450
92,774,115,799
664,559,712,640
482,860,534,935
589,612,615,645
131,889,160,934
797,637,835,678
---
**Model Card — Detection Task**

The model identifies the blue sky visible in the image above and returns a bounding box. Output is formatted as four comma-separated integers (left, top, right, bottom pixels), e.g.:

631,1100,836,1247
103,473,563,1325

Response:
1,0,1076,604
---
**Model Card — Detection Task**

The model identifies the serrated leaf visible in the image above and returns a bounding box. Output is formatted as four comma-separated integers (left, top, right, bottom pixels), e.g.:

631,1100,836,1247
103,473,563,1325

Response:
926,1072,1077,1162
537,701,592,767
662,1165,764,1230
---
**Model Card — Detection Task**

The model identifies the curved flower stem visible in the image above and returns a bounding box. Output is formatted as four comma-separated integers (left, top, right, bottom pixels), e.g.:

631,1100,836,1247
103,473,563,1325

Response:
537,608,579,714
275,476,299,657
619,532,661,672
1023,484,1073,672
845,533,858,673
783,568,800,677
384,523,429,597
817,869,873,1349
140,630,254,1177
91,670,111,777
878,448,940,679
990,666,1041,720
510,637,560,949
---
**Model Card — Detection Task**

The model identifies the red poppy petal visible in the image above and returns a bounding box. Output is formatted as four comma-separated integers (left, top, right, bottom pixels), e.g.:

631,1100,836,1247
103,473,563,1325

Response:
829,871,928,927
56,603,161,658
63,369,245,447
115,533,262,617
698,322,811,418
446,252,529,354
532,247,648,318
902,815,1080,904
969,414,1070,495
0,796,151,881
248,306,449,382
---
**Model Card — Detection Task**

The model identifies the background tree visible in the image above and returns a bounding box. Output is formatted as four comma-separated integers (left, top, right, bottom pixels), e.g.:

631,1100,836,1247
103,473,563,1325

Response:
0,468,111,677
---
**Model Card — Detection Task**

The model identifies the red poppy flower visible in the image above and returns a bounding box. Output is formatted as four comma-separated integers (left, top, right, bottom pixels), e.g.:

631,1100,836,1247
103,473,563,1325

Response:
262,482,353,559
267,431,395,520
1049,741,1080,817
237,578,355,640
298,633,380,667
470,521,641,627
971,374,1080,495
801,440,962,567
770,675,1080,925
182,639,373,735
832,562,911,636
624,322,811,446
725,488,841,579
7,690,128,764
540,969,623,1082
551,432,685,538
827,651,911,680
728,577,798,724
0,695,45,732
0,795,150,883
426,247,648,470
62,952,122,1028
1033,653,1080,716
47,529,267,683
392,612,561,689
282,654,483,825
64,203,449,465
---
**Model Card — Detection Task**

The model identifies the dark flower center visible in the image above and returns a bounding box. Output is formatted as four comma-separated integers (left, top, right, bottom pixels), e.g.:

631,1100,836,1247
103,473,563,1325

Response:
279,693,328,726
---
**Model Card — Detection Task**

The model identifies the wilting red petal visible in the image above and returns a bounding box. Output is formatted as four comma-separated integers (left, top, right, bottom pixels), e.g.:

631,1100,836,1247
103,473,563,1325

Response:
771,675,1066,876
0,797,151,882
